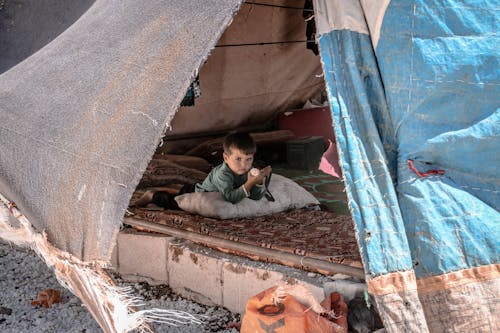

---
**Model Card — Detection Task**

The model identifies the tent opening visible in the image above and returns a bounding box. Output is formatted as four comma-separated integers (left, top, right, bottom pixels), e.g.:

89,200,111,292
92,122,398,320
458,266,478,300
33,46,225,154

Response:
123,1,363,277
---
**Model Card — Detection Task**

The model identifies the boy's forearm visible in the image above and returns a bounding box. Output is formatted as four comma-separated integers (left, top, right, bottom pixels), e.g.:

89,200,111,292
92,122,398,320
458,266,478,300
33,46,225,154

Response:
243,180,253,194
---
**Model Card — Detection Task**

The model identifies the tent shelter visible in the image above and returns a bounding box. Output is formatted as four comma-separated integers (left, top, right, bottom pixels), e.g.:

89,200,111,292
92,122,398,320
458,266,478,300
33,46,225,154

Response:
1,0,498,332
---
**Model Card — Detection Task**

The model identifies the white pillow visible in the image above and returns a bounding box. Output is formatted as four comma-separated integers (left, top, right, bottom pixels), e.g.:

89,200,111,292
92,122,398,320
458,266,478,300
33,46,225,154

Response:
175,174,319,219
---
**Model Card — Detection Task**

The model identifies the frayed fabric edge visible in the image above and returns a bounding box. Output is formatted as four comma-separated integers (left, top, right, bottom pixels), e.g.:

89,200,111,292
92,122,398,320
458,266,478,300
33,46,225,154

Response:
0,192,203,333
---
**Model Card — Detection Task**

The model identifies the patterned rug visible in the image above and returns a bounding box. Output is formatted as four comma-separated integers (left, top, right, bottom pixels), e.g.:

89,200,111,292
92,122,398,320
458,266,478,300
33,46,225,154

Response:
126,206,362,268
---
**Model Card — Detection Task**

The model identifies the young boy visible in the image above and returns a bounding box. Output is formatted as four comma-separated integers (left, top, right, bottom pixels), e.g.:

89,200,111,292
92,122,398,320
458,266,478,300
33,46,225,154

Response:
195,132,272,203
136,132,271,209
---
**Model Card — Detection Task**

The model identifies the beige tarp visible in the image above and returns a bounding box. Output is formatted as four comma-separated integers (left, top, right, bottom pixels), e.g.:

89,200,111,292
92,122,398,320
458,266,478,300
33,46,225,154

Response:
169,1,324,135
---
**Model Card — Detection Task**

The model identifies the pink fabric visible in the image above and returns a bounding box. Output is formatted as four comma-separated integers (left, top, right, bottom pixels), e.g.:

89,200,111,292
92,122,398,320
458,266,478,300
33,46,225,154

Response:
319,140,342,178
278,107,336,143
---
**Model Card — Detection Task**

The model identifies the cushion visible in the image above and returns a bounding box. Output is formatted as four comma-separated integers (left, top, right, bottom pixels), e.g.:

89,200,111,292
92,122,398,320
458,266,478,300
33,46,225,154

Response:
175,174,319,219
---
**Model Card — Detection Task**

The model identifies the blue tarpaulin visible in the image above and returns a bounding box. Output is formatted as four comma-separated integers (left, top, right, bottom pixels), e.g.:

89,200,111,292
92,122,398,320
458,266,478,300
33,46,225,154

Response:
314,0,499,331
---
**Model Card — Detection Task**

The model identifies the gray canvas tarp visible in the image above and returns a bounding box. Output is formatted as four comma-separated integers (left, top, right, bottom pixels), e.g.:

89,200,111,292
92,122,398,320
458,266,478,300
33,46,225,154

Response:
0,1,244,330
0,0,242,263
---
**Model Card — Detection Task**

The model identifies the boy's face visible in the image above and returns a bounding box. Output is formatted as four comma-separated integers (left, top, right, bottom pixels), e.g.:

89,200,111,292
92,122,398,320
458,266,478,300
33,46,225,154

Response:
223,147,254,175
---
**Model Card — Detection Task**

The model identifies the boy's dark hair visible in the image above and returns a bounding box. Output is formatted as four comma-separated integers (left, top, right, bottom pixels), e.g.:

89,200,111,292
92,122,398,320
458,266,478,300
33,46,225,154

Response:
223,132,256,155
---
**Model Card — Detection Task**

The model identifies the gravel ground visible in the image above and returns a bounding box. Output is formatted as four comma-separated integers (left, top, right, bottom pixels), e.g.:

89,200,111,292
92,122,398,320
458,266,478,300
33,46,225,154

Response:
0,241,240,333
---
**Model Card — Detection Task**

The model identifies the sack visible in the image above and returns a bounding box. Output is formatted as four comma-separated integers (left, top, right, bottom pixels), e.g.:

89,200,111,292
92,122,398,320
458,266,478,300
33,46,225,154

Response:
240,285,348,333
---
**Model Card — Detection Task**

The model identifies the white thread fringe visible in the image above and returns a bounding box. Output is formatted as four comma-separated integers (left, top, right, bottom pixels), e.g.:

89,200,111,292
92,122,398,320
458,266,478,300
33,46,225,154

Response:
0,193,202,333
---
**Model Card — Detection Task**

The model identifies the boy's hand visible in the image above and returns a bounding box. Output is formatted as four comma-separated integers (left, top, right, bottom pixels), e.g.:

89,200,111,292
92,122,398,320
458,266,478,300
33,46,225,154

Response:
246,166,272,187
247,170,264,186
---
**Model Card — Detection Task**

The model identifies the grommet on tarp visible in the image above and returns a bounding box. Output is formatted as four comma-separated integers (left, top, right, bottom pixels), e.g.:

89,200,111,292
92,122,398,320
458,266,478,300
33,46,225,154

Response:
407,160,445,178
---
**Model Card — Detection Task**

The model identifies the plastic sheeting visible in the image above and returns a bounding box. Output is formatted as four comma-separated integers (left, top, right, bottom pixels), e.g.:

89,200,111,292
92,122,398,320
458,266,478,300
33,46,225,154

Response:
314,0,499,331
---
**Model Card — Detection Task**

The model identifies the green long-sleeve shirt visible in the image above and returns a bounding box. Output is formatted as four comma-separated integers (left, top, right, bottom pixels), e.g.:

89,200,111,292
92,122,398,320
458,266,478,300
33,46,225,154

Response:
195,162,265,204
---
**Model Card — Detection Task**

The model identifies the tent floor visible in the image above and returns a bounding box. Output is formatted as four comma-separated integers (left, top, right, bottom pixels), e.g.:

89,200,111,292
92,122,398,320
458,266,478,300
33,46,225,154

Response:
124,168,362,275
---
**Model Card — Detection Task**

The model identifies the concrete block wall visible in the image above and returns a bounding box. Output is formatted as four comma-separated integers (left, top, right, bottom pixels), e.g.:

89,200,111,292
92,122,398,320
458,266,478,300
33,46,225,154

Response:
113,228,345,314
116,229,170,283
168,241,224,305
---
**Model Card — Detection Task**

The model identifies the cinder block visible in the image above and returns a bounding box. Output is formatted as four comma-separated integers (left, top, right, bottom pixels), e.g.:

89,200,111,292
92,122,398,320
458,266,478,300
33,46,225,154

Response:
222,262,286,314
168,242,223,306
117,229,170,283
222,262,326,314
293,280,325,306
